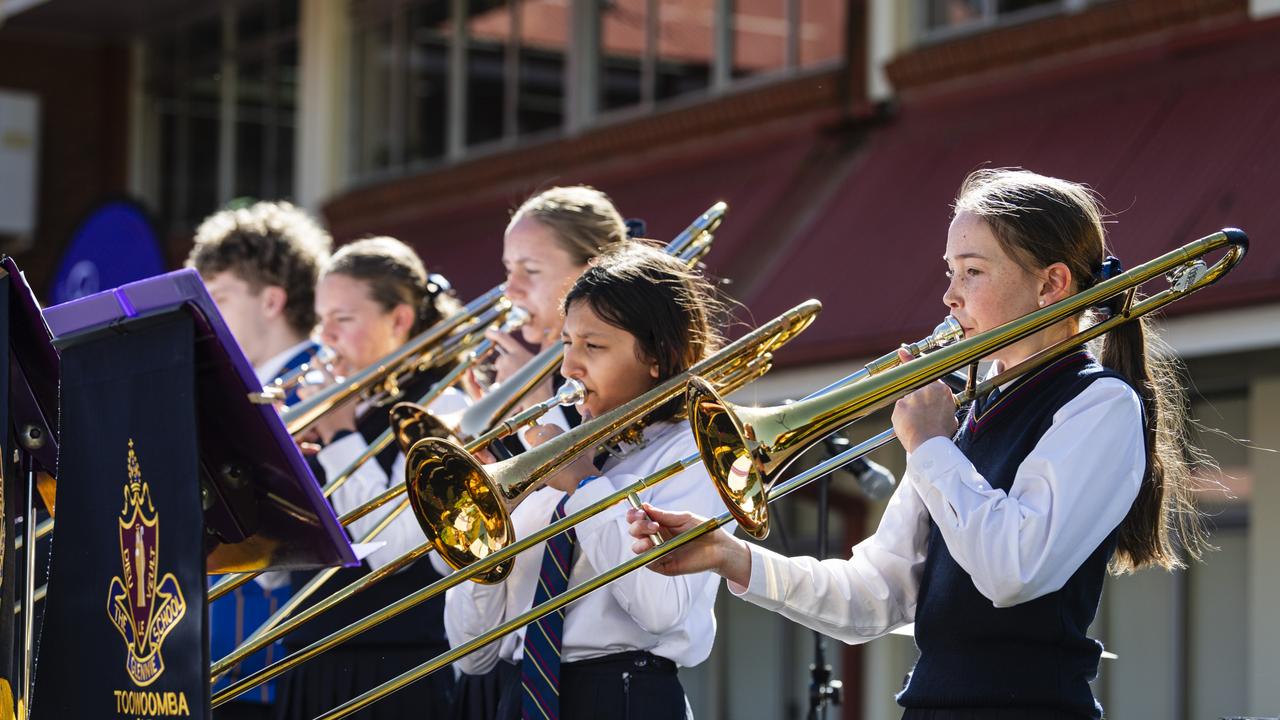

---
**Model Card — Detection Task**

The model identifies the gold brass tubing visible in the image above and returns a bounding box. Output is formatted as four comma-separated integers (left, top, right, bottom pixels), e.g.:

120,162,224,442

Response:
14,583,47,615
283,286,506,436
687,229,1248,539
13,516,53,551
213,323,781,700
211,452,698,707
314,438,857,720
211,511,433,681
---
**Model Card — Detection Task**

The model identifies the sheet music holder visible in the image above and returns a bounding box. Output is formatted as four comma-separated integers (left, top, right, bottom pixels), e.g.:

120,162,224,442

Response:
43,268,356,572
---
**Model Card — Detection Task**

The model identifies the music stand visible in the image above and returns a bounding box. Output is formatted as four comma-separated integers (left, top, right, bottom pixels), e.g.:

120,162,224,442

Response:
31,268,355,719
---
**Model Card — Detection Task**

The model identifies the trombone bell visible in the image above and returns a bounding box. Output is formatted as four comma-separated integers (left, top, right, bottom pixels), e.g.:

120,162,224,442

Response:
686,376,770,538
406,438,515,583
388,403,457,454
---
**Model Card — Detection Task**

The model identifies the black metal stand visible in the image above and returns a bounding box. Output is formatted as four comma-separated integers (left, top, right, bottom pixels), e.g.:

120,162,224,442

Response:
806,473,842,720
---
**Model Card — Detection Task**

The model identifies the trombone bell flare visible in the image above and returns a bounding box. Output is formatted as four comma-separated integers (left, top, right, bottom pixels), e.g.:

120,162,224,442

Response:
686,377,771,539
406,438,515,583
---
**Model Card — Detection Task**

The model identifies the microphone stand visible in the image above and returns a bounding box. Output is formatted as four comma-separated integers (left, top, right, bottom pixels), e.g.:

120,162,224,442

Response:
807,467,842,720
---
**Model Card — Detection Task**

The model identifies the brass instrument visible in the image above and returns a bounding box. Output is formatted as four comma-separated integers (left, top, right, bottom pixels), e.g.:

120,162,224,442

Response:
210,299,820,705
688,228,1247,538
257,344,338,403
406,299,819,583
303,228,1245,719
280,284,510,436
209,202,730,680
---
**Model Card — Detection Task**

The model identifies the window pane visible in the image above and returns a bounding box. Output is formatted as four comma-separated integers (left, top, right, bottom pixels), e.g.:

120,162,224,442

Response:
922,0,982,31
516,0,565,136
799,0,844,68
273,39,298,199
600,0,647,112
997,0,1059,14
353,19,395,173
407,4,450,160
468,0,509,147
236,120,266,200
186,113,221,224
732,0,786,80
655,0,711,101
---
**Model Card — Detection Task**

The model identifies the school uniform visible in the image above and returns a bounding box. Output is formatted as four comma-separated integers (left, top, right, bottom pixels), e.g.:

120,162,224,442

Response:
274,369,467,720
729,351,1145,719
445,421,726,719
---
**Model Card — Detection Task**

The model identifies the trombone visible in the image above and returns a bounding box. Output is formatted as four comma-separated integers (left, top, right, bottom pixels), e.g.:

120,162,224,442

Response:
209,202,730,677
206,302,530,603
280,201,725,438
309,228,1246,719
210,298,821,706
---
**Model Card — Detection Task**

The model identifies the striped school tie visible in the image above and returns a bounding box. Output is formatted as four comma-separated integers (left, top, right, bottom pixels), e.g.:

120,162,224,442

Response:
520,494,577,720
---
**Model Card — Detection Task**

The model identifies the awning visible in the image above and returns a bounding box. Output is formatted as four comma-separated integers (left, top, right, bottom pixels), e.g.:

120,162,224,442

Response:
741,22,1280,364
352,23,1280,368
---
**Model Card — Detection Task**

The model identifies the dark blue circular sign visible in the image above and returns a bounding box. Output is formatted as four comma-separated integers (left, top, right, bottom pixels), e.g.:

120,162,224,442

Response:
51,200,166,304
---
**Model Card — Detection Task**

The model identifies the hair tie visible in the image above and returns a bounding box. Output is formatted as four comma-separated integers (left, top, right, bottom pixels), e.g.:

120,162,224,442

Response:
625,218,647,239
1093,256,1124,316
1097,256,1123,282
425,272,452,298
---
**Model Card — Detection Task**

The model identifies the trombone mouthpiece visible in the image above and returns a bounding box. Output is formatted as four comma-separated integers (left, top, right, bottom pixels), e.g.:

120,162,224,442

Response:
917,317,964,354
556,379,586,407
501,307,531,332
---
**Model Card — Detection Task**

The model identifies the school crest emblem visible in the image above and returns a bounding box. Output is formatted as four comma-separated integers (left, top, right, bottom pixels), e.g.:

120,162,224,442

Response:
106,440,186,687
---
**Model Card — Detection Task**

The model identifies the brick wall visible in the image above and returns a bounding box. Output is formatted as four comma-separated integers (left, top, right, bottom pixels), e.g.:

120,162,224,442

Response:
0,28,131,300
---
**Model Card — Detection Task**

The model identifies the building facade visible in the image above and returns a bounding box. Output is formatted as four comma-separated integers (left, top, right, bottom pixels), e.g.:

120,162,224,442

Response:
3,0,1279,717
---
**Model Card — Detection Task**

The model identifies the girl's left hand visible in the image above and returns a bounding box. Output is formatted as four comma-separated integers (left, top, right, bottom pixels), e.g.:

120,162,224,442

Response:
890,348,958,454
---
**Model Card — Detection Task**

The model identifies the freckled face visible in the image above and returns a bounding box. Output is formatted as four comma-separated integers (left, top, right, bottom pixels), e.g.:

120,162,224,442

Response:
942,212,1044,364
558,301,659,420
502,217,588,346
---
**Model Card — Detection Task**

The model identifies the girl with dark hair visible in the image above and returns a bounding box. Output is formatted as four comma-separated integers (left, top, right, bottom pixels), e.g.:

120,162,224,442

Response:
275,236,463,720
628,168,1208,720
445,244,727,720
449,186,630,719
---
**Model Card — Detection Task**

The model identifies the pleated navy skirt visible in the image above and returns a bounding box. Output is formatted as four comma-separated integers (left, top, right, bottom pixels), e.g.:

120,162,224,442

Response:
273,645,455,720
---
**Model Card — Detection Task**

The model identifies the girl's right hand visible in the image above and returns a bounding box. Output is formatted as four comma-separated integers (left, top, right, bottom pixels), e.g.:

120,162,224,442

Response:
487,329,536,384
626,504,751,586
486,329,553,410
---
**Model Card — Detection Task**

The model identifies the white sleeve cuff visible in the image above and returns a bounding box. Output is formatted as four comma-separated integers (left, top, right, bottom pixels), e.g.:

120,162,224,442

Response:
726,542,787,612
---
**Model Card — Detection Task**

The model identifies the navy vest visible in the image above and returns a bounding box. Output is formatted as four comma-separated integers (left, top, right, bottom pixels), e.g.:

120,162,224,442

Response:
897,351,1138,719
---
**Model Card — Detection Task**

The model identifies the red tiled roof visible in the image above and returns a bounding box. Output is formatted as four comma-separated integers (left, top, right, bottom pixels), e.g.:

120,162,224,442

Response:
366,23,1279,368
740,23,1280,364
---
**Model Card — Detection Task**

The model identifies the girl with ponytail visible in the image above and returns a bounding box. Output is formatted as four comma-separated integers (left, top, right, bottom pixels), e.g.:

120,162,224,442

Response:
279,236,464,720
627,168,1207,720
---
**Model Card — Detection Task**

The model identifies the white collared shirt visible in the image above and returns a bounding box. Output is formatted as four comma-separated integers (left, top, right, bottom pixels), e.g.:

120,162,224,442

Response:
255,339,317,386
445,421,727,672
729,376,1144,642
315,387,470,573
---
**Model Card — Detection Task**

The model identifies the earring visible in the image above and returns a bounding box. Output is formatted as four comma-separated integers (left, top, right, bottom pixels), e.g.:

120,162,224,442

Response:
1038,299,1045,307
